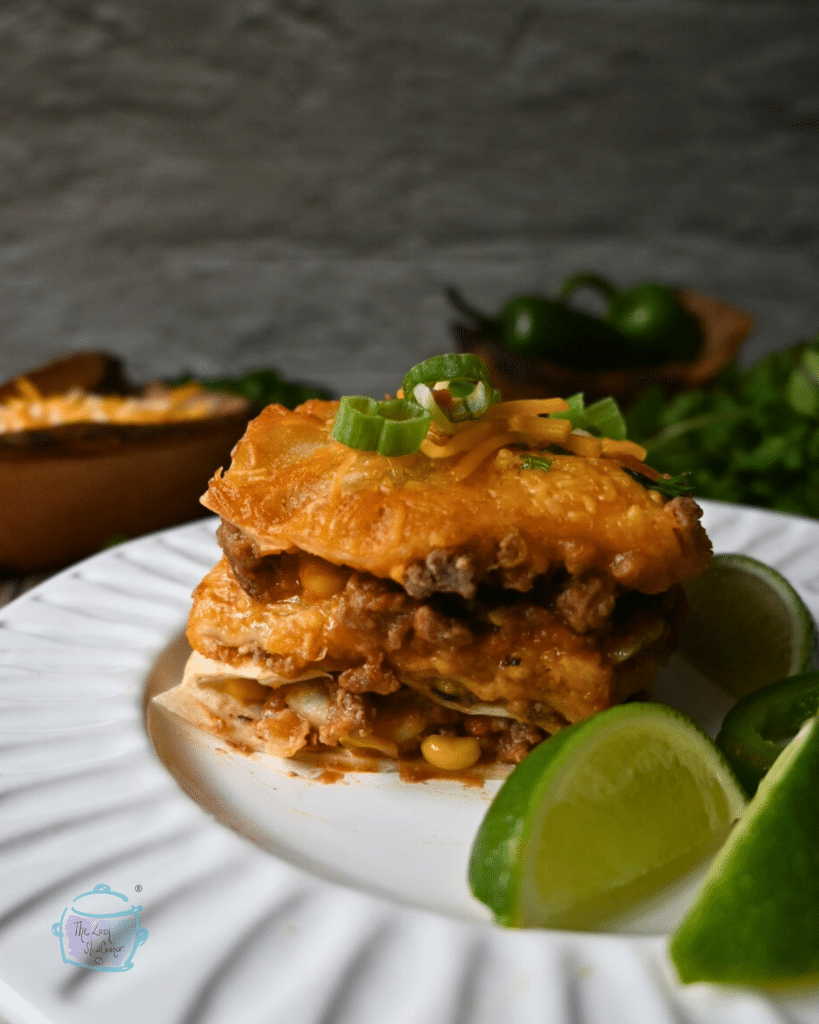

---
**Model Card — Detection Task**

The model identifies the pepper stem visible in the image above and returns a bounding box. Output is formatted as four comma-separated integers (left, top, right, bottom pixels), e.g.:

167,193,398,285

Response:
556,272,619,306
445,286,496,330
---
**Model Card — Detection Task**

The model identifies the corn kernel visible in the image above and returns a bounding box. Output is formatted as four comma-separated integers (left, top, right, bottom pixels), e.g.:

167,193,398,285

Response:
420,735,481,771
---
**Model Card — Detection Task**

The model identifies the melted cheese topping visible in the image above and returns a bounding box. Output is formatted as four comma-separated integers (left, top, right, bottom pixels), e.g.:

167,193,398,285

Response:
0,379,246,434
203,400,712,595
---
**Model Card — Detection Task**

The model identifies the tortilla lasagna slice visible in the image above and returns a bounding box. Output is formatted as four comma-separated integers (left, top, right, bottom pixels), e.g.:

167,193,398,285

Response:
156,393,711,771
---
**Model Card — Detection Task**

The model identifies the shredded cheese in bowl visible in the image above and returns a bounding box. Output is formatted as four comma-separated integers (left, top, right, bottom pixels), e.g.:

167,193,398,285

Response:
0,378,247,435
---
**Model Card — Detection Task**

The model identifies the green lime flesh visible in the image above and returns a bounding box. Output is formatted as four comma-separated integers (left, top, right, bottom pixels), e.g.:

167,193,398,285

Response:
681,553,818,699
469,703,746,931
671,715,819,987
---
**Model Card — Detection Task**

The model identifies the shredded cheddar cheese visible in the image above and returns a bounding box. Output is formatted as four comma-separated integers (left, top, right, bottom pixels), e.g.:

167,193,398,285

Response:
599,437,648,461
420,419,499,459
329,448,361,498
451,431,519,481
505,415,573,444
418,397,648,480
0,378,246,435
485,398,570,418
559,432,603,458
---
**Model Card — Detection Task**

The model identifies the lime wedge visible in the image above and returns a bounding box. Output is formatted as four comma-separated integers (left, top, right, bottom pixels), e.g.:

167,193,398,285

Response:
468,703,747,930
680,553,819,699
671,714,819,986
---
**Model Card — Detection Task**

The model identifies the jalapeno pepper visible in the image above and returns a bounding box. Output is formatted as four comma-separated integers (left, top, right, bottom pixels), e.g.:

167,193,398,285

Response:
716,671,819,795
446,287,631,372
556,272,704,365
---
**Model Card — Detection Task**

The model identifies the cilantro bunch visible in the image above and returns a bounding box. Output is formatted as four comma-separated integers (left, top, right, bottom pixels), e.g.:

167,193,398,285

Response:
200,368,331,410
626,336,819,518
169,368,331,411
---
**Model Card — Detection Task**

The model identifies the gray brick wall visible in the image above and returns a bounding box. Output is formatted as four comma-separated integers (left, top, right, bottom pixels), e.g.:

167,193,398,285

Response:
0,0,817,398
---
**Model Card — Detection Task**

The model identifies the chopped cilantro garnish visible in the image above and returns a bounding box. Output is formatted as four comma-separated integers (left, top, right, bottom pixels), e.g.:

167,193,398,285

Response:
622,466,694,498
169,368,331,410
520,453,554,472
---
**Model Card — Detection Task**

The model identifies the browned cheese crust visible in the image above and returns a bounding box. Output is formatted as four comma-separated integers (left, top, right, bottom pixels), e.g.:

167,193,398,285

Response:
202,400,712,598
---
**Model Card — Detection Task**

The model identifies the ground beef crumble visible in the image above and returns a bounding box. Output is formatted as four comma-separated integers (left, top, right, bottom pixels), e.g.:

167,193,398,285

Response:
198,528,683,744
337,656,401,695
402,548,479,600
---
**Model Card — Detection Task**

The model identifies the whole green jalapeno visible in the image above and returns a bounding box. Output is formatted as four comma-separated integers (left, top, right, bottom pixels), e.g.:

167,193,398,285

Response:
556,272,704,365
446,287,632,372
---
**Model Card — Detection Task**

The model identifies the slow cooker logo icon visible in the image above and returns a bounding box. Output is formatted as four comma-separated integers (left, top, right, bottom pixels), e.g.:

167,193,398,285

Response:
52,883,149,972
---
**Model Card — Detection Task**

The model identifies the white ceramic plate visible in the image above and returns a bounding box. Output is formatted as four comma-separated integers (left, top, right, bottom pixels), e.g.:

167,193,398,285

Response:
2,501,819,1024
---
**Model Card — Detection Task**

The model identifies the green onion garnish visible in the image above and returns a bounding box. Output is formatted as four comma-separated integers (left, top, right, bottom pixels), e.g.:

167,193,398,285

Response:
584,396,627,440
330,395,431,457
560,392,587,424
519,453,554,472
401,353,493,394
553,392,627,440
330,353,635,462
402,353,502,429
622,466,694,498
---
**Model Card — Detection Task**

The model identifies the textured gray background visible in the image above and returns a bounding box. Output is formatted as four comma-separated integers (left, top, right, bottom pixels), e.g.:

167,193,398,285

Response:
0,0,817,398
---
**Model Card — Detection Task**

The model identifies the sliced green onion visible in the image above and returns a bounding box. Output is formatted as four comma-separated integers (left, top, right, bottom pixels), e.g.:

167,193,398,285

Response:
519,453,553,472
448,379,476,399
410,383,453,430
331,395,431,456
584,396,627,440
373,398,432,456
552,392,587,428
402,354,501,432
401,353,493,395
462,380,498,418
553,391,627,440
331,396,383,450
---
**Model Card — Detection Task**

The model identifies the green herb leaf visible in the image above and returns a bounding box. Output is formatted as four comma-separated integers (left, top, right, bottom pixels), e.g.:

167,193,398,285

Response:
622,466,694,498
787,358,819,418
626,334,819,520
519,453,554,472
175,367,332,409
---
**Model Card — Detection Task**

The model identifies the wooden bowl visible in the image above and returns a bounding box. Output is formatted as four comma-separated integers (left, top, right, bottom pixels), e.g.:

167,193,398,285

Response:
0,350,135,402
0,353,251,574
454,288,755,404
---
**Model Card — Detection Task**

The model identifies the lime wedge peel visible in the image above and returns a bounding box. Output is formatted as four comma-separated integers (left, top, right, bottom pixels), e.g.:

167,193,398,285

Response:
469,703,747,932
671,714,819,987
680,553,819,699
